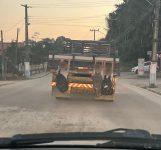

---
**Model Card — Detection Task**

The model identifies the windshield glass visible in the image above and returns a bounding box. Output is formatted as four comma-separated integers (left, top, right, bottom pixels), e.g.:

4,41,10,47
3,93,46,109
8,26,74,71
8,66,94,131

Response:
1,0,161,147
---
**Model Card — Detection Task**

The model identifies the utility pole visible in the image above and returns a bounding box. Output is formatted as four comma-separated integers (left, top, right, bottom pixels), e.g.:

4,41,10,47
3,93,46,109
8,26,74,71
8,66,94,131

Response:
150,0,160,87
21,4,31,78
15,28,19,69
21,4,30,48
90,29,99,41
1,30,6,80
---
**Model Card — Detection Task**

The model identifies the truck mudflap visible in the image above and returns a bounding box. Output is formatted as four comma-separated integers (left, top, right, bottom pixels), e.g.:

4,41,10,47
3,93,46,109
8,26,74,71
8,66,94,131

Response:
51,81,115,101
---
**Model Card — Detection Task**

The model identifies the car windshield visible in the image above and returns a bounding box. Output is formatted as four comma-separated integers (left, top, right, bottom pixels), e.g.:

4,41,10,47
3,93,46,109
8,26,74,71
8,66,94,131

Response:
1,0,161,148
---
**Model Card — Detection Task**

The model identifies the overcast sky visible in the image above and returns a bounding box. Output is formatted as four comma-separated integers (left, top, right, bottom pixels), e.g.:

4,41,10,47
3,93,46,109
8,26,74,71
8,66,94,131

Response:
0,0,122,42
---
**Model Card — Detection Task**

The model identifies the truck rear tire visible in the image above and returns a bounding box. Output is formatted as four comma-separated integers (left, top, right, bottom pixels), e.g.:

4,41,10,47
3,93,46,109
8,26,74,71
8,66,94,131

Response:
51,87,54,96
135,69,138,74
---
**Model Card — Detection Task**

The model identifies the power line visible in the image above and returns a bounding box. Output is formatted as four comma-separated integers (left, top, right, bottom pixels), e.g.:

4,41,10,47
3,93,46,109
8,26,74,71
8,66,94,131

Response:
82,30,91,39
29,1,120,8
29,14,106,27
30,1,119,6
31,5,115,9
98,30,106,35
28,15,106,27
29,15,105,20
30,18,102,22
31,23,105,28
31,1,118,5
30,20,105,24
4,19,23,32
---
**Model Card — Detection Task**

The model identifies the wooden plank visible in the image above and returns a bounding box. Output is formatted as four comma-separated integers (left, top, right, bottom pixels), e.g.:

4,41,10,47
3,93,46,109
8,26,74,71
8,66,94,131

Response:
53,87,114,102
75,56,93,61
54,55,72,60
95,57,114,61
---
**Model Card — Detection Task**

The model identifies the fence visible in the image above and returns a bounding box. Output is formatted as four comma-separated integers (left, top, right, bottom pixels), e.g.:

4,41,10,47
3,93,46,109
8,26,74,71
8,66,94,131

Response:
30,64,45,76
18,62,48,77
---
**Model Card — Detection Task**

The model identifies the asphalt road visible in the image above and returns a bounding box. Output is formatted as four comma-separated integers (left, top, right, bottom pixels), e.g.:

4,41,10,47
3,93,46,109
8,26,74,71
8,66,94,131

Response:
0,73,161,137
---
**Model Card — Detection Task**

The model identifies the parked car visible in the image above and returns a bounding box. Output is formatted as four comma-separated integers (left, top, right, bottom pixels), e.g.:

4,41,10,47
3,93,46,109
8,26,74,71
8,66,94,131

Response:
131,61,159,74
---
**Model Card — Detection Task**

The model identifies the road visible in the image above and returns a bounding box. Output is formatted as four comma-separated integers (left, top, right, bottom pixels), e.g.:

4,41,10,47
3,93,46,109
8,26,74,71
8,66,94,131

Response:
0,73,161,137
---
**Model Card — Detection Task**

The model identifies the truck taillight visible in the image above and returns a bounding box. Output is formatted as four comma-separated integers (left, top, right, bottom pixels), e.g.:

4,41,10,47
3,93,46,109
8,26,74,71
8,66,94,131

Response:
51,82,56,86
77,67,89,70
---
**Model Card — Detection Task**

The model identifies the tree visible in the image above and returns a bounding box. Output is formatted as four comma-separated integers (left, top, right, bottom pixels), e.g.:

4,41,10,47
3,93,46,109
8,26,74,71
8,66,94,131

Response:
29,38,55,64
53,36,71,54
106,0,156,63
5,42,24,74
5,36,71,72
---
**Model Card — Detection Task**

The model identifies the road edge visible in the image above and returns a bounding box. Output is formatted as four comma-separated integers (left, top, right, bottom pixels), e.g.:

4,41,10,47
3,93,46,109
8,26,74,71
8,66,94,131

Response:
144,87,161,96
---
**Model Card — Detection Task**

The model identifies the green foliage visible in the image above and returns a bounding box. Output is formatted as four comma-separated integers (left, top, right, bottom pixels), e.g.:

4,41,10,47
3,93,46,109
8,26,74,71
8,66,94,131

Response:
6,42,24,65
29,36,71,63
29,38,55,64
6,42,17,64
106,0,157,63
5,36,71,68
5,42,24,74
53,36,71,54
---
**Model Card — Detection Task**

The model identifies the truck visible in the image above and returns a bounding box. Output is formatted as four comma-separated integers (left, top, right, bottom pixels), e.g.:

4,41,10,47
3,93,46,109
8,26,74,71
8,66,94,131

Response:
50,40,119,101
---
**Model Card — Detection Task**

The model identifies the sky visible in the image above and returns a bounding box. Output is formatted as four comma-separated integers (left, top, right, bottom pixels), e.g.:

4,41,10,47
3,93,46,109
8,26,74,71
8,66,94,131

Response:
0,0,123,42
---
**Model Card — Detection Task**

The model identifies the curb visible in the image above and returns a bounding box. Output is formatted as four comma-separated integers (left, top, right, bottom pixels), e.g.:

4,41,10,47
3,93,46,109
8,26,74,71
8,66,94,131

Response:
0,72,50,87
146,88,161,96
30,72,50,80
0,82,15,87
136,85,161,96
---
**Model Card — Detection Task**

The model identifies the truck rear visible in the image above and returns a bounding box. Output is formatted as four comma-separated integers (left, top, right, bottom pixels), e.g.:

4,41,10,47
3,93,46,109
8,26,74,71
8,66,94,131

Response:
50,40,119,101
